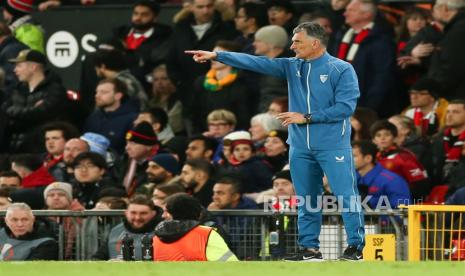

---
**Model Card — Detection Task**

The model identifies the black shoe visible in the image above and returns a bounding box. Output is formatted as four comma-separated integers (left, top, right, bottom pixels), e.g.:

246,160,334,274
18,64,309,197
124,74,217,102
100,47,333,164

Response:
284,249,324,262
339,245,363,261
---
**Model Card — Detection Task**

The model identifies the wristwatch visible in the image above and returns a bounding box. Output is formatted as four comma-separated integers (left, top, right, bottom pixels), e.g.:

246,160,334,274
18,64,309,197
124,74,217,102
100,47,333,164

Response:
303,113,312,124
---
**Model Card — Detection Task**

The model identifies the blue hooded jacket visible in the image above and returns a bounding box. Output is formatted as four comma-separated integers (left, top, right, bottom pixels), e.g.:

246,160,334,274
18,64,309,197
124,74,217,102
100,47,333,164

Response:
216,51,359,151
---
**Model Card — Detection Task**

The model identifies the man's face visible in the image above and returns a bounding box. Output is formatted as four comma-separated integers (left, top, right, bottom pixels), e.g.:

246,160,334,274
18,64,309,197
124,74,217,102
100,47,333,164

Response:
125,204,156,229
63,139,89,165
186,140,209,160
180,164,197,189
0,197,11,210
253,39,272,56
353,146,370,171
290,31,318,60
0,176,21,188
272,178,294,197
152,69,176,96
14,62,35,82
267,6,292,26
332,0,350,11
95,83,120,109
344,0,369,27
208,120,233,138
234,7,250,32
409,90,435,108
146,161,169,183
315,17,333,35
372,129,395,151
152,188,167,207
45,130,66,157
432,2,449,24
131,5,156,32
191,0,215,24
212,183,239,209
161,206,172,221
46,190,71,210
6,209,35,237
125,141,152,160
264,136,287,157
445,104,465,128
74,160,105,183
249,121,267,142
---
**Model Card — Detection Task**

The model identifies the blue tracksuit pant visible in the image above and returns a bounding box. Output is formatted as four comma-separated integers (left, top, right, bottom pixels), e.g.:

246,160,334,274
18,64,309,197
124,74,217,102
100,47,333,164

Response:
289,146,365,250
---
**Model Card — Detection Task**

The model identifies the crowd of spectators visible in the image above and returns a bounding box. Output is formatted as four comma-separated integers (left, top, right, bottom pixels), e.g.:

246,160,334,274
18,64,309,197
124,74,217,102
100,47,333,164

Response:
1,0,465,261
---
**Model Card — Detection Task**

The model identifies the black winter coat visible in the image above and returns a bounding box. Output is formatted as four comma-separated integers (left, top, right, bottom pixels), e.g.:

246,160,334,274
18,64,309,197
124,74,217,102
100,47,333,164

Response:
2,71,71,152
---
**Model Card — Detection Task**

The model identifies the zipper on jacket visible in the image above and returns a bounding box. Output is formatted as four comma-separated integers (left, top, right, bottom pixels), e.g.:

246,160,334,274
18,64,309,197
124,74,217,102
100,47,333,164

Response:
341,119,346,136
306,63,311,150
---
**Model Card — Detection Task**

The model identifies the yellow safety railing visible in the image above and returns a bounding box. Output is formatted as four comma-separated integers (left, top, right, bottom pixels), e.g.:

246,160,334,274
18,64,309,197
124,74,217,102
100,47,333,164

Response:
406,205,465,261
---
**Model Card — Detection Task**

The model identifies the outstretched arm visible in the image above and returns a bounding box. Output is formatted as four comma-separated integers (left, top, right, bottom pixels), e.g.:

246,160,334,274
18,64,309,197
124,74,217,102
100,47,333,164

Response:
185,50,218,63
186,50,287,78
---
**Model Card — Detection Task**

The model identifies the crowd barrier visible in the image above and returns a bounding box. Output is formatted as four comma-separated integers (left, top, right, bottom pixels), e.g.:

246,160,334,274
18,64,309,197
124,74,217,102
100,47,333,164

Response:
0,209,407,261
406,205,465,261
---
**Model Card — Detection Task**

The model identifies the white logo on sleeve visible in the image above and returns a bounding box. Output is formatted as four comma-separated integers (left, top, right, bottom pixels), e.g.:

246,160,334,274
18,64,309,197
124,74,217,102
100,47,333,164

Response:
335,156,345,162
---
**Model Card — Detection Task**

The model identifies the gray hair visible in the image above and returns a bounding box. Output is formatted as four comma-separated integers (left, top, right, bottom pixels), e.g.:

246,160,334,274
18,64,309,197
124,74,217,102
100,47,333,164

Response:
251,113,285,133
357,0,377,15
6,202,33,218
436,0,465,9
293,22,329,47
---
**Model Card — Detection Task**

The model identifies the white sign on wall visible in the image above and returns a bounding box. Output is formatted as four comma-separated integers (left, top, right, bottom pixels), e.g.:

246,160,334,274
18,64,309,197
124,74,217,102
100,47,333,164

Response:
46,31,79,68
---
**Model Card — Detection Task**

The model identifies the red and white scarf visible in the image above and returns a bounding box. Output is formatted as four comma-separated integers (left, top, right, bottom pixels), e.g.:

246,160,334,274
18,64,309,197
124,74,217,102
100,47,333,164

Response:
443,128,465,162
337,22,373,62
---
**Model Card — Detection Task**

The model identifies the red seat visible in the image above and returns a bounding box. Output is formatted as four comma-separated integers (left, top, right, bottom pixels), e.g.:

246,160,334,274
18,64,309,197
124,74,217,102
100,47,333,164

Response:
424,185,449,205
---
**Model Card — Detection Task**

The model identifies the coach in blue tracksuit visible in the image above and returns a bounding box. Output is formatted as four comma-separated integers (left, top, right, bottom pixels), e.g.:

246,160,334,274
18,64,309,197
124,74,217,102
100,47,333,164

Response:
186,22,365,261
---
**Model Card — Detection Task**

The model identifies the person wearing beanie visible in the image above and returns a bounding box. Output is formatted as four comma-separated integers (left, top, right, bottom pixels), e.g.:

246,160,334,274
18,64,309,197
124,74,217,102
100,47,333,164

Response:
133,106,176,145
80,132,110,157
265,169,296,259
44,181,84,259
1,0,44,53
113,121,162,197
83,78,139,154
264,129,289,173
187,21,366,261
402,77,449,137
44,182,73,209
145,153,180,186
253,26,291,112
223,130,273,194
153,193,238,261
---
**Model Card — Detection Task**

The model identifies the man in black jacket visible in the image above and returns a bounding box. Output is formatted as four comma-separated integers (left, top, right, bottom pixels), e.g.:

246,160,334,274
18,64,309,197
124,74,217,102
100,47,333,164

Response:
0,203,58,260
2,49,71,153
428,0,465,100
92,194,163,260
105,0,172,87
